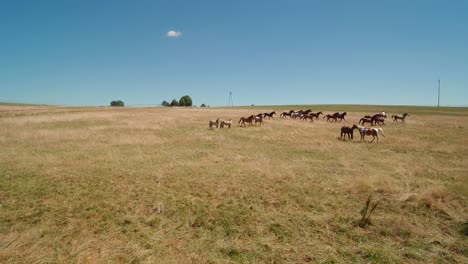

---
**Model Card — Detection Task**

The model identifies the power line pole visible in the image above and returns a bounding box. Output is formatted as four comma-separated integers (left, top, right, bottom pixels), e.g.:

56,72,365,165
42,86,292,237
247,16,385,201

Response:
228,91,233,107
438,79,440,107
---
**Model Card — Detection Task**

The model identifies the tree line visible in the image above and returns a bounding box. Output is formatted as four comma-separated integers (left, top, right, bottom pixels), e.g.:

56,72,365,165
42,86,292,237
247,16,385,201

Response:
110,95,207,107
161,95,202,107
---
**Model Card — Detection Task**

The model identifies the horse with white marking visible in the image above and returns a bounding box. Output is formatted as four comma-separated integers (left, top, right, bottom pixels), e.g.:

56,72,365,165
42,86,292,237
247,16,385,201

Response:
352,124,385,143
255,115,264,126
209,118,219,129
220,119,232,128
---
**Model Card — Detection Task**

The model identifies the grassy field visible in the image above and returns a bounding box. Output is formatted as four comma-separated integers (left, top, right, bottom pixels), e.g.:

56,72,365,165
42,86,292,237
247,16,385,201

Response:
0,104,467,263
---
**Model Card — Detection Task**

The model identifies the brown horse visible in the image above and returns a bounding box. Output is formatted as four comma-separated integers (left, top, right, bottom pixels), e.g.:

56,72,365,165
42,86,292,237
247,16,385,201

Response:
309,112,323,120
238,115,255,127
209,118,219,129
301,114,314,122
392,113,409,122
373,112,387,118
340,126,354,140
333,112,347,122
372,117,386,126
280,110,294,118
359,117,373,126
263,111,276,119
324,114,335,122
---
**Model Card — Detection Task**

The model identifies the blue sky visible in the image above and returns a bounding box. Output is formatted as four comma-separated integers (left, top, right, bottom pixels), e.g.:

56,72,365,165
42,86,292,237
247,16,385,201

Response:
1,0,467,106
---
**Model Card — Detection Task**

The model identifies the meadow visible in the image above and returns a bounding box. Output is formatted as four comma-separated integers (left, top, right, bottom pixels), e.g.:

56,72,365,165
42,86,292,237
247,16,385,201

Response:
0,104,467,263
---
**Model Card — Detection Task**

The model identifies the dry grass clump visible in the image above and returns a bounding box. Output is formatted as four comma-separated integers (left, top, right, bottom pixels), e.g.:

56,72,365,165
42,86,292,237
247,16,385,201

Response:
377,217,428,239
400,186,453,217
342,175,404,195
420,186,451,206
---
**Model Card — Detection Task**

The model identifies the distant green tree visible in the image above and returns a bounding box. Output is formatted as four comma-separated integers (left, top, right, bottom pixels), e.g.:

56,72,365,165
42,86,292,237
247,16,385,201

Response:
179,97,186,107
170,99,179,107
110,100,124,107
179,95,192,107
200,103,206,107
161,100,170,107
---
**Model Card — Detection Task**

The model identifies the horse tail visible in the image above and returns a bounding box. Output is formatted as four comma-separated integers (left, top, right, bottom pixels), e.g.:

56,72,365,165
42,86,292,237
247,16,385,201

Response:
238,118,242,124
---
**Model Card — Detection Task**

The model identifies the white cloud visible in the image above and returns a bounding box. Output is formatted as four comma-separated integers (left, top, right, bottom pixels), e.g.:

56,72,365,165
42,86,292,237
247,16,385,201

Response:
166,30,182,38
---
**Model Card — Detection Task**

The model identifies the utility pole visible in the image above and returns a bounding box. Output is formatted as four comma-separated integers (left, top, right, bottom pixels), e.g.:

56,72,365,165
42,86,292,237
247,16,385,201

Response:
438,79,440,107
228,91,233,107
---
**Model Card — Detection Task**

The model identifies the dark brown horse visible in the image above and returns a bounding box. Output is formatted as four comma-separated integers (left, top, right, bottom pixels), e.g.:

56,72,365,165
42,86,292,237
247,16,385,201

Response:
392,113,409,122
340,126,354,140
333,112,347,122
238,115,255,127
372,117,386,126
280,110,294,118
323,114,335,122
301,114,314,122
372,112,387,119
263,111,276,119
359,117,373,126
309,112,323,120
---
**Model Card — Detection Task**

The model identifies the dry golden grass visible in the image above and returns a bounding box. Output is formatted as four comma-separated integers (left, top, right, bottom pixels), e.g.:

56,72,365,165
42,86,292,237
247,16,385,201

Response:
0,104,467,263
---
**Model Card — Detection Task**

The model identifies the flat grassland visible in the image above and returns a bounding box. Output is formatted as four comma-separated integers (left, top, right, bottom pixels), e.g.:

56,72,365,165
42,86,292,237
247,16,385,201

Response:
0,104,467,263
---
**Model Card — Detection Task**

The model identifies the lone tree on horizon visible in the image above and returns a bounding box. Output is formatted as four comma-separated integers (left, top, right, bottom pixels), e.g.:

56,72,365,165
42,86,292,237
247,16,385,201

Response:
110,100,124,107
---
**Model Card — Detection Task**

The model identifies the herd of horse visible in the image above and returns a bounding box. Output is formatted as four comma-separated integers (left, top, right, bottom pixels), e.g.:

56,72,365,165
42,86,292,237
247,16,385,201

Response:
210,110,410,144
